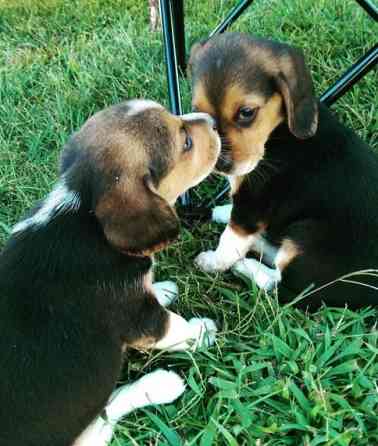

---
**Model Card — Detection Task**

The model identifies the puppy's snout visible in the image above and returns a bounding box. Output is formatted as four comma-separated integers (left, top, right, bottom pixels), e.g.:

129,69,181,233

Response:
181,112,216,130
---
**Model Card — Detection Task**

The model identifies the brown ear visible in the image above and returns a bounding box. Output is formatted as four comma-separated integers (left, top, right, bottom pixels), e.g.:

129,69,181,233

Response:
275,47,318,139
96,176,180,256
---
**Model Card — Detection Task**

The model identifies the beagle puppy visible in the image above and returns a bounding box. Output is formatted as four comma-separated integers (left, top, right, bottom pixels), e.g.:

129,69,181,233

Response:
0,100,220,446
190,32,378,309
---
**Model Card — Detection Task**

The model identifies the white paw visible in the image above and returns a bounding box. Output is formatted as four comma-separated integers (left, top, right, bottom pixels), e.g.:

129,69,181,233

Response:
188,317,217,349
232,258,281,291
104,369,185,423
152,281,178,307
212,204,232,224
195,250,228,273
136,369,186,405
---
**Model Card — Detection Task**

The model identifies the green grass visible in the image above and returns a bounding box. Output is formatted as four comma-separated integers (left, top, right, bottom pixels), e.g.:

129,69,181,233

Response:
0,0,377,444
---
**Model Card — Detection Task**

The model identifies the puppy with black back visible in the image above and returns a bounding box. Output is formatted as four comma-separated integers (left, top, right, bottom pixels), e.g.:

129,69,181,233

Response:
190,32,378,309
0,100,220,446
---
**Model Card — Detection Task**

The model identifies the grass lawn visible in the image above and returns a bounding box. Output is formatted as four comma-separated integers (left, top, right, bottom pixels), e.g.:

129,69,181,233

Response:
0,0,377,444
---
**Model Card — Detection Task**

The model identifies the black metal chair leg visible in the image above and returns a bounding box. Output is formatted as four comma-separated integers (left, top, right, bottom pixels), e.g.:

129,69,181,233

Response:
159,0,191,205
355,0,378,20
320,44,378,107
209,0,255,37
159,0,182,115
171,0,186,74
321,0,377,107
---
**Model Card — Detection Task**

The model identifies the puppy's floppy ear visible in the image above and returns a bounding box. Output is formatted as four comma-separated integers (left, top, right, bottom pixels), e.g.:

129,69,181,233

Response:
96,175,180,256
275,46,318,139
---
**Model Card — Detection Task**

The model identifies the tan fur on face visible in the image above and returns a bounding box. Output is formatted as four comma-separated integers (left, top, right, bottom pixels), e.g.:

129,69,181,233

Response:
76,103,218,200
190,34,318,177
192,81,284,176
157,116,220,204
275,238,301,271
222,85,265,122
75,107,151,176
224,92,284,175
73,101,219,256
192,82,216,116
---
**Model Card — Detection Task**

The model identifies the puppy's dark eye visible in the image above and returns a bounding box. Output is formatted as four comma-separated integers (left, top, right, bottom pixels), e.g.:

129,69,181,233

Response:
183,132,193,152
236,106,258,126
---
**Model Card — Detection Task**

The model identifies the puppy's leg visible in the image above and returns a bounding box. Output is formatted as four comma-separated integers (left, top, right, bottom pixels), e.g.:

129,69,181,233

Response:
105,369,185,422
73,417,113,446
131,276,216,351
212,204,232,224
153,311,217,351
274,238,301,272
73,370,185,446
249,235,278,267
152,281,178,307
232,258,281,291
195,224,257,273
232,239,298,291
143,267,178,307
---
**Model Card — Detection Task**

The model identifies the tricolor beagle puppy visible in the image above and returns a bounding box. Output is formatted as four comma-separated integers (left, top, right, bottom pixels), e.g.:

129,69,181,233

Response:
0,100,220,446
190,32,378,309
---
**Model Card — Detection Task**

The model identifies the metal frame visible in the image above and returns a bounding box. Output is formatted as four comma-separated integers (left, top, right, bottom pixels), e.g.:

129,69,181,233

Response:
160,0,378,206
320,43,378,107
159,0,189,203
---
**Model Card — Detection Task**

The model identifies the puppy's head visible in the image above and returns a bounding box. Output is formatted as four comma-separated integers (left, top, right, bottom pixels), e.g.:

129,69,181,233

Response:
189,33,318,176
61,100,220,256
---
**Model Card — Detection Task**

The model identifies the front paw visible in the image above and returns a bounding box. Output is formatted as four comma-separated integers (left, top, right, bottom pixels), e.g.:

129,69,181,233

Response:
135,369,186,405
212,204,232,224
195,250,228,273
188,317,217,349
152,281,178,307
232,258,281,291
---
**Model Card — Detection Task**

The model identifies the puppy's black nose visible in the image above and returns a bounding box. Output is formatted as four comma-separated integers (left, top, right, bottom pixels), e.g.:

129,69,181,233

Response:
215,154,233,173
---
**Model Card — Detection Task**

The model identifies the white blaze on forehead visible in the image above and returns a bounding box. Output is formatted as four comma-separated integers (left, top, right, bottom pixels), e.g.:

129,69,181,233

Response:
181,112,215,127
127,99,164,117
12,178,81,234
